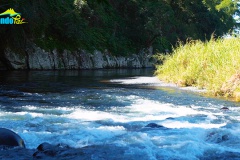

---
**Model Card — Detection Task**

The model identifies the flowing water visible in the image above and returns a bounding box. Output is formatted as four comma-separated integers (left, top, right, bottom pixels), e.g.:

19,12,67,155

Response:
1,69,240,159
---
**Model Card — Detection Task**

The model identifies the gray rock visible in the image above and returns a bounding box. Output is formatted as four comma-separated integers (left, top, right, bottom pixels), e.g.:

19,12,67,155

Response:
116,56,128,68
61,50,79,69
138,46,156,68
52,49,64,69
4,48,27,69
3,42,155,70
92,50,106,69
127,54,142,68
26,42,53,69
79,51,93,69
104,54,117,68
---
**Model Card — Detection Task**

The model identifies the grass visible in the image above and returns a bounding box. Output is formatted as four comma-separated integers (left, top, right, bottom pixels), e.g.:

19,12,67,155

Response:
155,37,240,101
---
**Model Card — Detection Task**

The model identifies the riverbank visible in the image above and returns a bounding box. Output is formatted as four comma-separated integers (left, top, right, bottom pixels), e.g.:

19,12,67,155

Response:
155,37,240,101
0,42,155,70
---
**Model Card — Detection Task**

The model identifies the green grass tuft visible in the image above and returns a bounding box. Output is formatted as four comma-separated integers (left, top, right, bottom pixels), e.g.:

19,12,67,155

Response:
155,37,240,101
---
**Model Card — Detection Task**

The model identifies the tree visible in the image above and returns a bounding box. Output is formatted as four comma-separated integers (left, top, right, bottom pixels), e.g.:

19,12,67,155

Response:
0,0,238,55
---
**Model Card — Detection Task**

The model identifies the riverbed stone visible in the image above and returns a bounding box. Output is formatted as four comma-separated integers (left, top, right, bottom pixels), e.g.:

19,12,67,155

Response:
0,147,35,160
220,107,229,111
33,143,127,160
145,123,165,128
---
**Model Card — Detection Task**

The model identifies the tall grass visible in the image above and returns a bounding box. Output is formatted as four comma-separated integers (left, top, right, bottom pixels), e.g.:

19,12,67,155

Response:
155,37,240,101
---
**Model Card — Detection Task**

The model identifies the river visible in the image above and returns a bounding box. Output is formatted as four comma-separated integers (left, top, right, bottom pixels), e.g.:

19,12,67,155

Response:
1,69,240,159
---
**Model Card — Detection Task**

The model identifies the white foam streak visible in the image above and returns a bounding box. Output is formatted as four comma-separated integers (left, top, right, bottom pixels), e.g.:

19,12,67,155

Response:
65,109,126,122
111,76,206,93
111,76,163,84
163,121,226,129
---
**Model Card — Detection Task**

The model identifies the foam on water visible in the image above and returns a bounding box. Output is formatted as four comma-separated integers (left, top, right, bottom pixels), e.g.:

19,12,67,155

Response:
110,76,177,87
1,74,240,159
110,76,207,93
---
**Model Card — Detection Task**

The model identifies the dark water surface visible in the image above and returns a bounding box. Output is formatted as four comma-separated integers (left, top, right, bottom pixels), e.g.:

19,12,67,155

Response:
1,69,240,159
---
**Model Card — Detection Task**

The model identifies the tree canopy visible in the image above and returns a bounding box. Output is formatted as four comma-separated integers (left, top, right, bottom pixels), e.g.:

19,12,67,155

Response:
0,0,239,55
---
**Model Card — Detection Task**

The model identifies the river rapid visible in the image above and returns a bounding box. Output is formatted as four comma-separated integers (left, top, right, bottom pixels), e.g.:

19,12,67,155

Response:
1,69,240,159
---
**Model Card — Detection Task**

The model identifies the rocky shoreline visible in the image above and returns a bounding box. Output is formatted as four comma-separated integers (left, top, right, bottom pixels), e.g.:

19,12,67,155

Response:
0,143,128,160
0,42,156,70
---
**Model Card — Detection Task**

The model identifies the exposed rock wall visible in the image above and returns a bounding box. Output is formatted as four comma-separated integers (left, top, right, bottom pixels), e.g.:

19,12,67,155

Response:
3,48,27,69
1,42,155,70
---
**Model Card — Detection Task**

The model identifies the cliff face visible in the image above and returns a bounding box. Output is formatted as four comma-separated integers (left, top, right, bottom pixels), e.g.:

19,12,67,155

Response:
1,42,155,70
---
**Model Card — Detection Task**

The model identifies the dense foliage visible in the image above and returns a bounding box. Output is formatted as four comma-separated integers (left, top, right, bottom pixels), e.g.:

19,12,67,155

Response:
155,38,240,101
0,0,239,55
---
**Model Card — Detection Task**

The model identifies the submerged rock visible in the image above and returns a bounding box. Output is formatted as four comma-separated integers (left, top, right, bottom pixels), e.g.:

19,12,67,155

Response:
199,150,240,160
166,117,175,120
221,107,229,111
145,123,165,128
206,131,230,143
33,143,128,160
33,142,69,158
0,147,35,160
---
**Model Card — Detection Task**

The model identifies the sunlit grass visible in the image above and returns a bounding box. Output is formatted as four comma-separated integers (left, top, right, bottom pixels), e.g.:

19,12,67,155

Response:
155,37,240,101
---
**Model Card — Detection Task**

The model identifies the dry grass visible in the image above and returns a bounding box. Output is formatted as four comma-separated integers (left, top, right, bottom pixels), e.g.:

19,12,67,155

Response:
155,37,240,101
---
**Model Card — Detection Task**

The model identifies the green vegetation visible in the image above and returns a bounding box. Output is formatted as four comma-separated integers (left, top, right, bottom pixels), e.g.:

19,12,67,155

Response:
155,37,240,101
0,0,239,55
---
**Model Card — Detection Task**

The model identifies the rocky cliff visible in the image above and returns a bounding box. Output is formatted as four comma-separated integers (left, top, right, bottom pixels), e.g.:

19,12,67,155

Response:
0,42,155,70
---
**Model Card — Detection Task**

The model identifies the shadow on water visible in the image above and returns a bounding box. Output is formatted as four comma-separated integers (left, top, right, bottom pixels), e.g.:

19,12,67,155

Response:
0,69,155,111
1,68,240,112
0,69,154,87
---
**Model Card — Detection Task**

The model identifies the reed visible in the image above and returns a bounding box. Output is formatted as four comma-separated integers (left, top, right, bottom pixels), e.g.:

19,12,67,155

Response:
155,37,240,101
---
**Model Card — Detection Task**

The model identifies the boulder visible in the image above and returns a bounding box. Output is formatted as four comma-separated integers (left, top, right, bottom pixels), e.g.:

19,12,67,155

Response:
0,128,25,148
